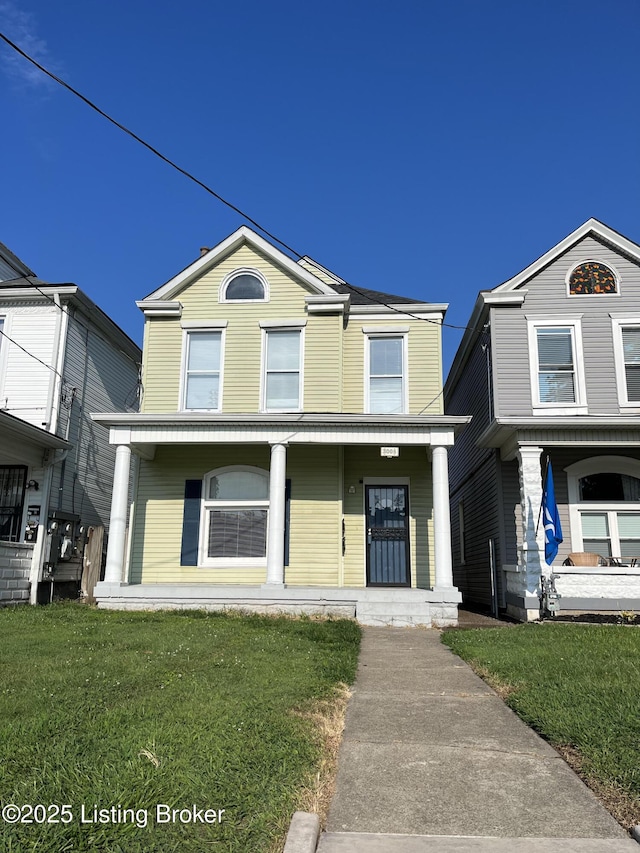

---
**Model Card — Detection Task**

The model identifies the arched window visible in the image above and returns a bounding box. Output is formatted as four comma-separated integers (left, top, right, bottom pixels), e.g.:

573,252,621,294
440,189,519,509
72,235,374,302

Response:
566,457,640,561
568,261,617,295
220,269,268,302
200,466,269,565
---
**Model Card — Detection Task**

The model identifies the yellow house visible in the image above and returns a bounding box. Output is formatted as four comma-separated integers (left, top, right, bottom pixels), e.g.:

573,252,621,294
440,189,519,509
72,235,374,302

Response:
93,227,468,626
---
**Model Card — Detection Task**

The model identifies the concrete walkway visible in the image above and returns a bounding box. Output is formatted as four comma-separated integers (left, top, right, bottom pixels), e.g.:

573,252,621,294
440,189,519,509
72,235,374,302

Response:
317,627,637,852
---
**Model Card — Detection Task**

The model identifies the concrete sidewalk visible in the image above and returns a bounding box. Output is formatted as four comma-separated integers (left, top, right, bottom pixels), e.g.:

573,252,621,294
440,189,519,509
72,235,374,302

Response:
316,627,637,852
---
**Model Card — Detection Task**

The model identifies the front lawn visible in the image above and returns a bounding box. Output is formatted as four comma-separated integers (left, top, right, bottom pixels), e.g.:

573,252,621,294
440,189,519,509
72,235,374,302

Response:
0,604,360,852
442,623,640,828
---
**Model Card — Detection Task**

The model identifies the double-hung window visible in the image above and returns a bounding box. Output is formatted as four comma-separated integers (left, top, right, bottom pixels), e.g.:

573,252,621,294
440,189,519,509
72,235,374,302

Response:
182,329,223,411
366,334,407,414
612,317,640,407
527,316,586,413
262,325,303,411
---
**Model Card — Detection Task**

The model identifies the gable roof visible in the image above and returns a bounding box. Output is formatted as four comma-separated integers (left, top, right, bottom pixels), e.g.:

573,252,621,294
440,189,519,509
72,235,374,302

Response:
143,226,337,302
297,256,418,305
0,241,35,281
445,218,640,400
493,217,640,293
144,226,442,311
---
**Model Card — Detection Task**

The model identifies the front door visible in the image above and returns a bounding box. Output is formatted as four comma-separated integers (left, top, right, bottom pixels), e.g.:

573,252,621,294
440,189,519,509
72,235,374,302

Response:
365,485,410,586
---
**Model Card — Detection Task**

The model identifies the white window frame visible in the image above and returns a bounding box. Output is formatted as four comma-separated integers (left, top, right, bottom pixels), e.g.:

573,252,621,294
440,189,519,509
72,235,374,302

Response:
526,315,587,415
611,315,640,409
198,465,269,567
565,456,640,565
260,322,305,413
364,330,409,415
219,268,269,303
565,259,620,298
179,323,226,412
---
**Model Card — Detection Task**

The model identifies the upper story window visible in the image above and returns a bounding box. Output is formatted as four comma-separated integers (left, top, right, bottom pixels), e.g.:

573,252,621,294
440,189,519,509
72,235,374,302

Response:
220,268,269,302
611,317,640,407
262,327,303,411
527,316,586,413
537,327,576,403
568,261,617,295
181,330,223,411
366,334,407,414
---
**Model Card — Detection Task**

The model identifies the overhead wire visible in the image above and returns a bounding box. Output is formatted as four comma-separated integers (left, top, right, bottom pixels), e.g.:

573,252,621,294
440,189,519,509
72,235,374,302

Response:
2,29,497,421
0,30,478,335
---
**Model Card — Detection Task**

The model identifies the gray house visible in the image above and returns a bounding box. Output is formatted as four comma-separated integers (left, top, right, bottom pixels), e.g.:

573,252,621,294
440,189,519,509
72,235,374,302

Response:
445,219,640,621
0,242,141,605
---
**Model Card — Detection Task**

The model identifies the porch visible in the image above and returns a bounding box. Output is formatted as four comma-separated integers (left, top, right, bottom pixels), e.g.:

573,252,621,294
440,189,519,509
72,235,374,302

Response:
93,582,461,627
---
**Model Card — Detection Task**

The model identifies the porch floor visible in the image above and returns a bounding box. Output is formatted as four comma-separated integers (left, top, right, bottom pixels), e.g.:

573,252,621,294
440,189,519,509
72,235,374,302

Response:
93,582,462,628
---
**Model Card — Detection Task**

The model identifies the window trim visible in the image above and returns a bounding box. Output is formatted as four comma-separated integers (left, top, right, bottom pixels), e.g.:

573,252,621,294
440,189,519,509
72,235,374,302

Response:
260,325,304,413
611,315,640,409
526,315,587,414
219,268,269,303
364,331,409,415
565,456,640,562
179,327,225,412
198,465,269,567
565,259,620,298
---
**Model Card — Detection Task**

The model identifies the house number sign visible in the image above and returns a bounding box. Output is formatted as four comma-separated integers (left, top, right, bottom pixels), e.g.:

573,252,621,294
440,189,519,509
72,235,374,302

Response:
380,447,399,458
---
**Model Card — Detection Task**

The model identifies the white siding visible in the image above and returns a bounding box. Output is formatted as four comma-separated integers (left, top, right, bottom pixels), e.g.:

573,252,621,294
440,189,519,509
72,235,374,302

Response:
0,304,57,428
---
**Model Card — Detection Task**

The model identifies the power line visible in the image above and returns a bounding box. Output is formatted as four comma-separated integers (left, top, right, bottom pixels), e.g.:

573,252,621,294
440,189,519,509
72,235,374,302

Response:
0,30,476,335
0,327,64,381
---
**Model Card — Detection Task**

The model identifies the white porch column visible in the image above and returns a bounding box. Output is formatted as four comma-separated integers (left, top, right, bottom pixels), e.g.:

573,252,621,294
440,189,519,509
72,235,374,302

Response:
516,445,544,589
432,444,454,589
104,444,132,584
265,442,287,586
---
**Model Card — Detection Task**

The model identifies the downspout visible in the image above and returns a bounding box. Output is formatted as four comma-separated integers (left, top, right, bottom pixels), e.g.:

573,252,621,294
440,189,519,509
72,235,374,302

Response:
28,453,57,604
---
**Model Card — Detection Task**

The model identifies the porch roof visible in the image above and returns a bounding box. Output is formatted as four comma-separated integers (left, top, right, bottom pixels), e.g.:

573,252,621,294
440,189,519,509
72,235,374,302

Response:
479,416,640,460
0,411,68,466
91,411,470,458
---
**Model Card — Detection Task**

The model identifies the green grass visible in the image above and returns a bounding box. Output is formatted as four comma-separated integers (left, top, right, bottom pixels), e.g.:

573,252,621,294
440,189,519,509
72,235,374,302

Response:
442,623,640,826
0,604,360,852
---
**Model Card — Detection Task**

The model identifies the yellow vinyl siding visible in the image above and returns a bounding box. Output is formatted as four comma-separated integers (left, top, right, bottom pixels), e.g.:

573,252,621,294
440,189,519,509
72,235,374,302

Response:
141,244,314,414
130,445,342,586
140,317,183,412
407,321,443,415
303,314,342,411
342,317,442,414
130,445,271,585
342,447,434,588
285,446,341,586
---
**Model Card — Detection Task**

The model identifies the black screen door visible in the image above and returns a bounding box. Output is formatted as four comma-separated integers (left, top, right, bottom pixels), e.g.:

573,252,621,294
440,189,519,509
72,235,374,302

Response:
365,485,410,586
0,466,27,542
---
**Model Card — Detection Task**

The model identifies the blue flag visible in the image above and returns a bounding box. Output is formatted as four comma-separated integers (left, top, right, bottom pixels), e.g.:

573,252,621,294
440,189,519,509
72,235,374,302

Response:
542,461,563,565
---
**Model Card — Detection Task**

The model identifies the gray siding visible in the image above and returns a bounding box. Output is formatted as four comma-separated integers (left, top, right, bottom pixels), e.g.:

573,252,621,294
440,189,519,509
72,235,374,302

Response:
446,323,500,608
494,236,640,418
54,308,140,529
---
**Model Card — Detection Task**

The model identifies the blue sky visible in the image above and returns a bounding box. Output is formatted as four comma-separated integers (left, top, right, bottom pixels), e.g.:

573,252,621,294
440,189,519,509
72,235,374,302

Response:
1,0,639,372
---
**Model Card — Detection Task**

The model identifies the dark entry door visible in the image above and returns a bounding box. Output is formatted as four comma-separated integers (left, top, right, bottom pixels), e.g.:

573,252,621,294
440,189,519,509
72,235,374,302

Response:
365,485,410,586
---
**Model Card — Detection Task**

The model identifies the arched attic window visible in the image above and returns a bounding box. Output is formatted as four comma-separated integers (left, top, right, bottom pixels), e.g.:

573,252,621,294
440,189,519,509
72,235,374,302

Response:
220,269,269,302
568,261,617,295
